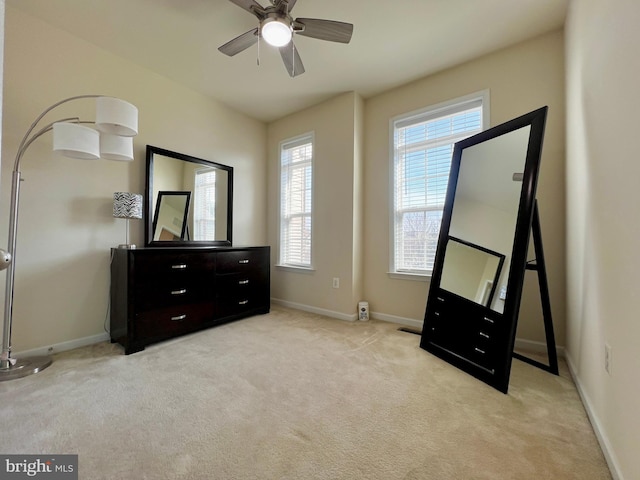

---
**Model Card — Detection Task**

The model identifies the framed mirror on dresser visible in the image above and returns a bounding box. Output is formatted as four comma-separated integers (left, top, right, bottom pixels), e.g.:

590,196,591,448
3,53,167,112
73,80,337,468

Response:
420,107,557,393
145,145,233,246
109,146,270,354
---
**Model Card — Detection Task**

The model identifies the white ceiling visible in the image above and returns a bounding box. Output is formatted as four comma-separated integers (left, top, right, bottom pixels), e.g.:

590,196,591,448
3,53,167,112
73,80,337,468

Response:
9,0,567,122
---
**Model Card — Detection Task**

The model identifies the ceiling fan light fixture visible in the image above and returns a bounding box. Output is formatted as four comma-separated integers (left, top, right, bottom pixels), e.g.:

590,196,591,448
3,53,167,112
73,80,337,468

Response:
261,17,292,47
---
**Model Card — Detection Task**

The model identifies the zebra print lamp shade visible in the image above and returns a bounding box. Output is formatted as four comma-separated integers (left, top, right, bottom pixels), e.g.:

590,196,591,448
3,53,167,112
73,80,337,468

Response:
113,192,142,219
113,192,143,248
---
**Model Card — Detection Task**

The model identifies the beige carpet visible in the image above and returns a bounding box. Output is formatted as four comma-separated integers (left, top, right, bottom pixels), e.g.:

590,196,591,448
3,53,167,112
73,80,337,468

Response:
0,306,610,479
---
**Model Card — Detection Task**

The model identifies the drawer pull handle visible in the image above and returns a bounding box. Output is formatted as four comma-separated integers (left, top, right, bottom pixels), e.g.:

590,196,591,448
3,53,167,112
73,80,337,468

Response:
479,331,490,339
171,314,187,321
171,289,187,295
172,264,187,270
434,311,440,316
474,347,486,355
436,296,445,302
238,280,250,285
483,316,495,324
238,300,249,305
238,259,250,264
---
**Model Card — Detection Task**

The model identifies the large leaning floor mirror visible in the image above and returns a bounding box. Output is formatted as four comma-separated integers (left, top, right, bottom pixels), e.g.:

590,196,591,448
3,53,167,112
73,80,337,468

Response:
420,106,558,393
145,145,233,247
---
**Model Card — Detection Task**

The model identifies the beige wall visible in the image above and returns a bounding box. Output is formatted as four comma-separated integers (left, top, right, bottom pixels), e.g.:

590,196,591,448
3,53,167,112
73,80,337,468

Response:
266,31,565,344
363,30,566,343
267,92,364,319
0,7,267,352
565,0,640,478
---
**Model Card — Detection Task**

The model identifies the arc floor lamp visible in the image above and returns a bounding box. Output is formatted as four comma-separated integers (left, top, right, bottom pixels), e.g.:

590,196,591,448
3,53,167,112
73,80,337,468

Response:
0,95,138,381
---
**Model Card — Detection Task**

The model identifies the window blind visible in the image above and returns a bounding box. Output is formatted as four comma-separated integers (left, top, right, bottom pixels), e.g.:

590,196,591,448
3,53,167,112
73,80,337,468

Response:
280,135,313,267
393,100,483,274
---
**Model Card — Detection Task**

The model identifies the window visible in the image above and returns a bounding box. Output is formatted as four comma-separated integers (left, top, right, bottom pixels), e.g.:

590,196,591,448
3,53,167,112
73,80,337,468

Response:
279,133,314,268
193,168,216,240
391,93,487,277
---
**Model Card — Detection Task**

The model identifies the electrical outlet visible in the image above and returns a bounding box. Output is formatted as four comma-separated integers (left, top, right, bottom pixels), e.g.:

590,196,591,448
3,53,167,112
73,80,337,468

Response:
332,277,340,289
605,343,612,375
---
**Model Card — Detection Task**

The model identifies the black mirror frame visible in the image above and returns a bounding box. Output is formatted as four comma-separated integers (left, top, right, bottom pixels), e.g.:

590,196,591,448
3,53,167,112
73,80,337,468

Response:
145,145,233,247
152,191,191,241
442,236,506,308
420,106,548,393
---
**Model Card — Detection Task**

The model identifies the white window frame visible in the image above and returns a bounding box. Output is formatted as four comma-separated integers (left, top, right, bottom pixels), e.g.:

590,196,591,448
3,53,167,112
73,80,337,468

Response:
389,90,490,281
277,132,315,271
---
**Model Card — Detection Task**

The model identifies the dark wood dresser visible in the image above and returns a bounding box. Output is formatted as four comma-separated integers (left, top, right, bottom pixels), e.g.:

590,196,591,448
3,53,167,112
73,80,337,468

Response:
110,246,270,354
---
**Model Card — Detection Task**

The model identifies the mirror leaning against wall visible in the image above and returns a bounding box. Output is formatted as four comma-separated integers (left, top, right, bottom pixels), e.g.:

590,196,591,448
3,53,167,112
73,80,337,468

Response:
420,106,556,393
145,145,233,247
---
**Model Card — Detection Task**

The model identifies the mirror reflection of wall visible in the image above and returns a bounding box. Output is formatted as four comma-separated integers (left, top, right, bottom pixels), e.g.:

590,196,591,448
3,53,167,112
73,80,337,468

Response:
446,125,531,312
151,154,229,242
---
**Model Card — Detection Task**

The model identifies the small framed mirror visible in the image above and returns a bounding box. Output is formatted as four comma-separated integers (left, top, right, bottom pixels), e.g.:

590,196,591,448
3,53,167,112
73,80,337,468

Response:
152,191,191,241
145,146,233,247
440,236,505,308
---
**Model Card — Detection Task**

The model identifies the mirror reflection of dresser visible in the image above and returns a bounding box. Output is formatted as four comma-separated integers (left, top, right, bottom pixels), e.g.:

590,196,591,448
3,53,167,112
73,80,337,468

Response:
420,107,558,393
109,146,270,354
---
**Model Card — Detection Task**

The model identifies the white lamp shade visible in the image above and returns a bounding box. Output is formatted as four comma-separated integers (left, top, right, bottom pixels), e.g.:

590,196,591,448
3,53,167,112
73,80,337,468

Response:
95,97,138,137
52,122,100,160
261,18,292,47
113,192,143,219
100,134,134,161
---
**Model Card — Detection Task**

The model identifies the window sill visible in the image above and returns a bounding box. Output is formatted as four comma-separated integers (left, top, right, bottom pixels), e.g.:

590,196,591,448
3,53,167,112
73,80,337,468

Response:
275,264,316,274
388,272,431,282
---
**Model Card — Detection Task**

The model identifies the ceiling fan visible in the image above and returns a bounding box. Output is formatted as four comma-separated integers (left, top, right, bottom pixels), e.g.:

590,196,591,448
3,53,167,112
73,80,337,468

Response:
218,0,354,77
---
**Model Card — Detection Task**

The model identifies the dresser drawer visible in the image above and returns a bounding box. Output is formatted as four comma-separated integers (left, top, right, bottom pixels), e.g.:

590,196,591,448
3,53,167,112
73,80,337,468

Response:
216,250,268,275
134,281,213,311
135,302,215,340
133,251,216,278
215,271,266,293
216,292,266,318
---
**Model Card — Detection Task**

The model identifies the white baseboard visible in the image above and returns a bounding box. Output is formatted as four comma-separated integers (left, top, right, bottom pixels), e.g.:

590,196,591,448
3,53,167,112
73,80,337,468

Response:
370,311,423,329
565,354,623,480
271,298,358,322
271,299,423,328
13,332,111,358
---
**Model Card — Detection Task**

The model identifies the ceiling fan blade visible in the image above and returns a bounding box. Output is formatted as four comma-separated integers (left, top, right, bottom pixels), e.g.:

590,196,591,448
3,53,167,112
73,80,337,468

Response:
228,0,264,18
218,28,259,56
285,0,298,12
279,41,305,77
295,18,353,44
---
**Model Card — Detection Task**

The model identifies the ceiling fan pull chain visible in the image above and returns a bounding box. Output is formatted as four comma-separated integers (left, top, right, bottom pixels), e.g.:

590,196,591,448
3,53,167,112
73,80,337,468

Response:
257,34,261,66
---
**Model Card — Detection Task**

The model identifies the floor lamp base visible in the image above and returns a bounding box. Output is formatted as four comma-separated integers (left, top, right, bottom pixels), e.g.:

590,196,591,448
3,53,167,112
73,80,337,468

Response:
0,356,52,382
